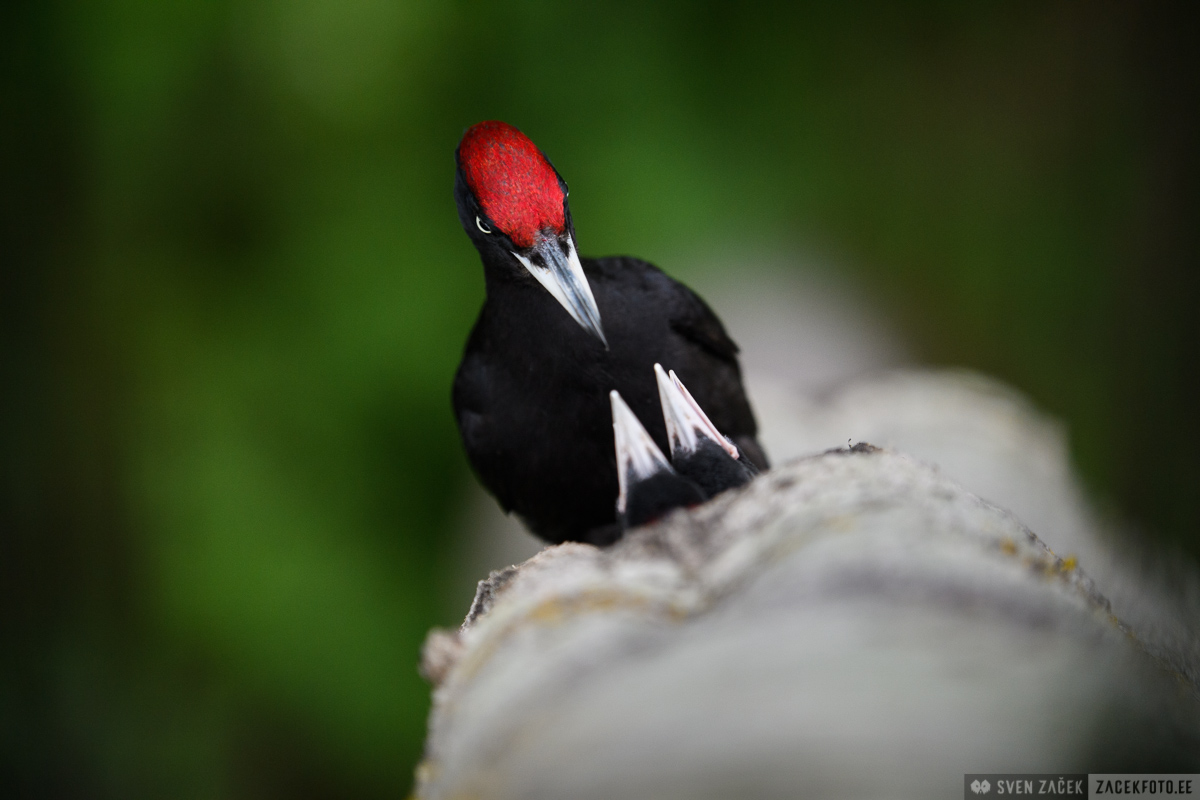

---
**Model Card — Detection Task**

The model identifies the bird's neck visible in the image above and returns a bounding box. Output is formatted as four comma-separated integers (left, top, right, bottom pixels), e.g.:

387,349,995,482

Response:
478,250,534,296
477,253,606,357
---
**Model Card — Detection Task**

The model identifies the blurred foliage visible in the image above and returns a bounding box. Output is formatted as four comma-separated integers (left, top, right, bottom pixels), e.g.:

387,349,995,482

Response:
2,0,1196,797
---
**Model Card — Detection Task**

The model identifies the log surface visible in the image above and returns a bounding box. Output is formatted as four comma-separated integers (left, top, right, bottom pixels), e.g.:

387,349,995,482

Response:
418,445,1199,799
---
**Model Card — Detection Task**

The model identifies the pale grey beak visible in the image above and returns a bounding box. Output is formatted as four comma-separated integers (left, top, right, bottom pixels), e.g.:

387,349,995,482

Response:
610,390,674,515
513,233,608,347
654,363,740,460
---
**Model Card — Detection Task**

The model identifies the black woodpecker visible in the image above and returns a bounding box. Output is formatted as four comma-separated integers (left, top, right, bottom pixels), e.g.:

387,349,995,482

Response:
452,120,766,545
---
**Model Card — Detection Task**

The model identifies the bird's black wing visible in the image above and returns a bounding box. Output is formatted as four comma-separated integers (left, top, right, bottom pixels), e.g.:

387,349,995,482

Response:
664,276,770,470
667,282,741,365
585,255,741,366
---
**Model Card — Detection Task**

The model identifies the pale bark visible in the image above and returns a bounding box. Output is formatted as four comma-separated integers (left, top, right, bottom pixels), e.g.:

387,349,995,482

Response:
418,440,1199,799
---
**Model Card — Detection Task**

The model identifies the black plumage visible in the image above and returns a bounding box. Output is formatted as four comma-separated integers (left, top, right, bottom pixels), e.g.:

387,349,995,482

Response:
621,472,706,530
672,436,757,497
452,121,766,545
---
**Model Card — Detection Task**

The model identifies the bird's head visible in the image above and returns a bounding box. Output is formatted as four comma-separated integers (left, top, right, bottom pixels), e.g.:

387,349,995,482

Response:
455,120,606,346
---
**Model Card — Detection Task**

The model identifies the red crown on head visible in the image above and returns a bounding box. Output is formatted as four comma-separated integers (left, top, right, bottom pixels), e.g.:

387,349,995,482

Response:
458,121,566,249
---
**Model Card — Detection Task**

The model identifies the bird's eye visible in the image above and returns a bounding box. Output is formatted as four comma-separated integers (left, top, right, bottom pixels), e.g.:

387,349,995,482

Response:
476,216,492,234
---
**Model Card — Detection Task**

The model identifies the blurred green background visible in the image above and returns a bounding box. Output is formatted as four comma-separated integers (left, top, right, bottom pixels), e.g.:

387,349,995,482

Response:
2,0,1196,796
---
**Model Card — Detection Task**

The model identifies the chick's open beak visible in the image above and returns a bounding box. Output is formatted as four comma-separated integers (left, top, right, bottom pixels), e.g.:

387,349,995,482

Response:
654,364,740,460
610,390,674,515
512,233,608,347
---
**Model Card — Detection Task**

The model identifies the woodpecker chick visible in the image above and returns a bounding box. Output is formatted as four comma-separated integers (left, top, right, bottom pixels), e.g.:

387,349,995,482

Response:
611,390,704,530
655,363,758,498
